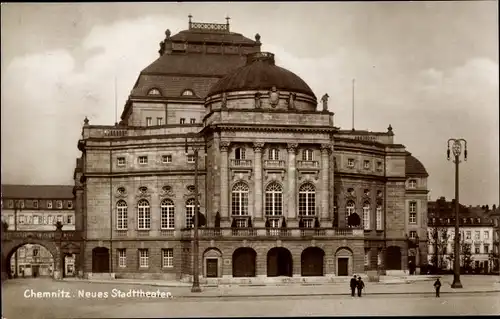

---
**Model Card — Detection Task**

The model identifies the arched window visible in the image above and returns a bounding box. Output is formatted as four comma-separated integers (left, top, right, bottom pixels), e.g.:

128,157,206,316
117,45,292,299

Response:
148,88,161,96
137,200,150,230
185,198,197,228
116,200,128,230
161,199,175,229
345,200,355,225
363,202,371,230
181,89,194,96
235,147,246,160
302,149,314,161
376,204,383,230
232,182,249,216
269,148,280,160
298,183,315,216
265,183,283,216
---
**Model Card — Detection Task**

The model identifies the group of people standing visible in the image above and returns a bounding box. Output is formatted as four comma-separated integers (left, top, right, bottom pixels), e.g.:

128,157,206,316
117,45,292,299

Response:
349,275,365,297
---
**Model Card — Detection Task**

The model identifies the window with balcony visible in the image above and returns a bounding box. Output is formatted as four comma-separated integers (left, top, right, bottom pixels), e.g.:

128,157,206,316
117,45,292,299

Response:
409,202,417,224
185,198,197,228
302,149,314,161
161,199,175,229
363,202,371,230
138,156,148,165
265,182,283,216
162,249,174,268
161,155,172,163
146,117,152,126
298,183,315,217
235,218,248,228
302,219,313,228
118,249,126,268
269,148,280,161
408,179,417,189
137,200,151,230
345,201,355,226
347,158,355,168
235,147,246,160
116,200,128,230
231,182,249,216
139,249,149,268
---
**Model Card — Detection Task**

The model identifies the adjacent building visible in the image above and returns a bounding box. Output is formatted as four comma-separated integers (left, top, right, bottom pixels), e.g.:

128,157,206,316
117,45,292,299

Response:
74,18,430,281
1,185,76,277
427,197,495,273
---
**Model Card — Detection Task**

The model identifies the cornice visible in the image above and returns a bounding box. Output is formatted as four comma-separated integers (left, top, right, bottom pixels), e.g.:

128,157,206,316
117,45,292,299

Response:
84,170,207,178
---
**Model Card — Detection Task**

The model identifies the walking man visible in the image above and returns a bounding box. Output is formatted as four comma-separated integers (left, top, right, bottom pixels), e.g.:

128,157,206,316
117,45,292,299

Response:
350,275,357,297
433,278,442,297
357,276,365,297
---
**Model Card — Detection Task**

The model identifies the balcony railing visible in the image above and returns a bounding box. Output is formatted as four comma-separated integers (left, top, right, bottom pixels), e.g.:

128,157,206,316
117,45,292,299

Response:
180,227,363,239
230,159,252,167
264,160,286,168
297,161,320,169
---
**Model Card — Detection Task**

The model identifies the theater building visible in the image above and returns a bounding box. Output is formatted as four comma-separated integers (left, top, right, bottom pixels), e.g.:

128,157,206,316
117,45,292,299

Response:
74,18,429,281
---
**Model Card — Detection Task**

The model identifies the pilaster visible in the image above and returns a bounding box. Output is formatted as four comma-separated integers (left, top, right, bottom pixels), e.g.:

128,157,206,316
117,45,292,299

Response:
253,143,264,225
286,143,298,220
320,144,331,220
220,141,230,222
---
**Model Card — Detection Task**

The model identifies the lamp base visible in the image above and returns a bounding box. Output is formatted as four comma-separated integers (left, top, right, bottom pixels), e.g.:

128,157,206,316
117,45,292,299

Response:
191,285,202,293
451,275,463,288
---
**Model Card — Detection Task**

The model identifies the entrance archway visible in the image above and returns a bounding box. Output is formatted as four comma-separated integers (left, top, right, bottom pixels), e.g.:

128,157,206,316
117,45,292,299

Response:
267,247,292,277
5,243,56,279
301,247,325,276
386,246,402,270
92,247,110,273
335,247,353,276
232,247,256,277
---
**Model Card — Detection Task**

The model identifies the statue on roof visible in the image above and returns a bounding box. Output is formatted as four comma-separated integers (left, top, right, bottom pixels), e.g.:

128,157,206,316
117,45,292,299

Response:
287,93,296,110
221,92,227,109
269,86,279,108
158,40,165,56
321,93,329,111
254,92,262,109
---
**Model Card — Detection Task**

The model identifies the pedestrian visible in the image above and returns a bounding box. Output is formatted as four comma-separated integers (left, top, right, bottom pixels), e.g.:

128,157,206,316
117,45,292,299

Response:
433,278,441,297
357,276,365,297
350,275,357,297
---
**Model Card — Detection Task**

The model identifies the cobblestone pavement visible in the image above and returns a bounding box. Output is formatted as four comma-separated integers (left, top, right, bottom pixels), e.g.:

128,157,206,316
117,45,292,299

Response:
2,278,500,318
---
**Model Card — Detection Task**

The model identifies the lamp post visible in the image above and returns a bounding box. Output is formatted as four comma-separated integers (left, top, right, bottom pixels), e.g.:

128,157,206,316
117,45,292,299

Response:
14,200,20,278
185,134,202,293
447,138,467,288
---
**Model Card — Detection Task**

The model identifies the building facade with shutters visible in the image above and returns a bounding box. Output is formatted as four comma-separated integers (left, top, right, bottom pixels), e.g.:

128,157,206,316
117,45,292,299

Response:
74,18,429,281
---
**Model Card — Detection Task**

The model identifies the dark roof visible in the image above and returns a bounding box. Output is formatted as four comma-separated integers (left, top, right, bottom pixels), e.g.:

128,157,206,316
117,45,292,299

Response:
207,52,316,98
170,30,257,45
406,153,428,177
1,185,74,200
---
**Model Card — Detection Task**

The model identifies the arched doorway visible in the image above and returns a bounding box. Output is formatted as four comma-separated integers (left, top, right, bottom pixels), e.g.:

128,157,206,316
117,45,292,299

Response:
5,244,55,278
386,246,402,270
232,247,256,277
301,247,325,276
335,247,353,276
203,248,222,278
92,247,110,273
267,247,292,277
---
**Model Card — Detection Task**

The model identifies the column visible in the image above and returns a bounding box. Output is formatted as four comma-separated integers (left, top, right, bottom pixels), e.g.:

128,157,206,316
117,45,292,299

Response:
253,143,264,221
220,141,230,220
320,144,331,220
286,143,298,219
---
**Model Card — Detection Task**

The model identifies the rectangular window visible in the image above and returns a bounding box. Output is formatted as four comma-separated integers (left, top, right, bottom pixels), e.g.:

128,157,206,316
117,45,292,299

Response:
364,250,369,266
67,215,73,224
47,201,52,209
376,206,382,230
303,219,313,228
363,160,370,169
48,215,54,225
187,154,195,163
376,161,383,171
18,215,25,224
161,203,175,229
161,155,172,163
180,118,185,124
363,205,370,230
162,249,173,268
33,215,40,225
139,249,149,268
475,246,480,254
146,117,152,126
475,231,480,240
19,200,25,209
409,231,417,239
190,118,196,124
118,249,126,268
67,201,73,209
157,117,163,126
409,202,417,224
138,156,148,165
347,158,355,168
8,215,14,227
466,231,471,239
484,245,489,254
117,157,126,166
117,202,128,230
57,201,63,209
408,179,417,189
57,215,63,223
484,231,489,239
235,219,247,228
33,200,38,209
137,207,151,230
269,218,280,228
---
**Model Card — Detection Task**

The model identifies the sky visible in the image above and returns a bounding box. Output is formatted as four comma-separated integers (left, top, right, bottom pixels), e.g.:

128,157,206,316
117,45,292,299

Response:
1,2,498,206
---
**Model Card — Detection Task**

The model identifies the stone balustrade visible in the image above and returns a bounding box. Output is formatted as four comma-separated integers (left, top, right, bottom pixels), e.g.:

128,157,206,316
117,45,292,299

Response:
297,160,320,169
230,159,253,167
264,160,286,168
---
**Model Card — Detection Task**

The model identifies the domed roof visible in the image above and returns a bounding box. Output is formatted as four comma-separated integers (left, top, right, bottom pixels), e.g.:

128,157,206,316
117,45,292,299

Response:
207,52,316,98
406,153,428,177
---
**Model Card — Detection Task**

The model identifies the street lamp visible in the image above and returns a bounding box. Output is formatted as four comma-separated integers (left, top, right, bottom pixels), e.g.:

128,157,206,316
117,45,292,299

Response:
447,138,467,288
185,134,202,293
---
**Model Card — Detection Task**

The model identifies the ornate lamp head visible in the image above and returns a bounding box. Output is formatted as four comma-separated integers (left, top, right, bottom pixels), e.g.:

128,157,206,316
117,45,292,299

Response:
452,140,462,157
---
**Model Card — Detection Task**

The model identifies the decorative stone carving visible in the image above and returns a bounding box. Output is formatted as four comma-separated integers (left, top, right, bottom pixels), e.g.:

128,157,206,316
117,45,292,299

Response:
253,142,265,152
254,92,262,108
320,143,332,153
286,143,298,153
160,185,175,198
276,239,282,247
83,117,89,126
321,94,329,111
136,186,151,199
269,86,279,107
220,141,230,151
221,92,228,109
116,187,127,198
287,93,296,109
